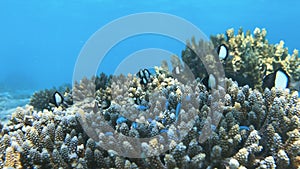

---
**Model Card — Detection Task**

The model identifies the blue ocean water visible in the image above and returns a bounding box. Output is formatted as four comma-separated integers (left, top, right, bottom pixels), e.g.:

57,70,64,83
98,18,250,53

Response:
0,0,299,118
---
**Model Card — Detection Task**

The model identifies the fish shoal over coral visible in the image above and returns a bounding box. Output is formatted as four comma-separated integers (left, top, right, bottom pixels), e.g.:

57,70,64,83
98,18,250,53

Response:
0,28,300,169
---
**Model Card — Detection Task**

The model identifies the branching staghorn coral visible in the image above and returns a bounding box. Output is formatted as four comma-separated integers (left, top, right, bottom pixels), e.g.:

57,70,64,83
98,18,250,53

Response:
0,69,299,168
183,27,300,91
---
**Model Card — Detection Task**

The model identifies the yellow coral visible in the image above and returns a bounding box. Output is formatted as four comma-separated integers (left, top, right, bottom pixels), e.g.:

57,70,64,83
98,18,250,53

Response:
3,147,22,169
208,27,300,90
149,138,158,148
292,156,300,168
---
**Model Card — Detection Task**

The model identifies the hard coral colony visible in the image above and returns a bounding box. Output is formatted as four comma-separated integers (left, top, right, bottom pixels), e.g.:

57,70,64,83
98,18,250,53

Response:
0,28,299,169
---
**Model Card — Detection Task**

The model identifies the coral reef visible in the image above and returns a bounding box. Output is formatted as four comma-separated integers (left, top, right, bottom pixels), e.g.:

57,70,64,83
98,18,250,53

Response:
1,28,299,168
1,68,299,168
183,27,300,91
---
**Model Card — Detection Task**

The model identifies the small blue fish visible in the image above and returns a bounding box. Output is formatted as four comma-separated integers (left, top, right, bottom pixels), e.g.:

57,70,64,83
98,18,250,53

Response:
159,129,168,133
239,126,250,131
133,97,149,111
162,118,167,124
150,120,157,127
185,95,191,101
165,101,169,110
155,116,160,121
116,116,127,124
132,122,138,129
175,102,181,122
211,125,216,131
104,132,113,136
136,105,149,111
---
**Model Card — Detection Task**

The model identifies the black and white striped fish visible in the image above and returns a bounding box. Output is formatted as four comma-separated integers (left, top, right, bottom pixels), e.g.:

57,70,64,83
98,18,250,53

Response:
262,68,300,91
136,68,153,85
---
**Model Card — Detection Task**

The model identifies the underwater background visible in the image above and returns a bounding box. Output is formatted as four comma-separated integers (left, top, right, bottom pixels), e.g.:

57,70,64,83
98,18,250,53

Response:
1,0,300,131
1,0,300,117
